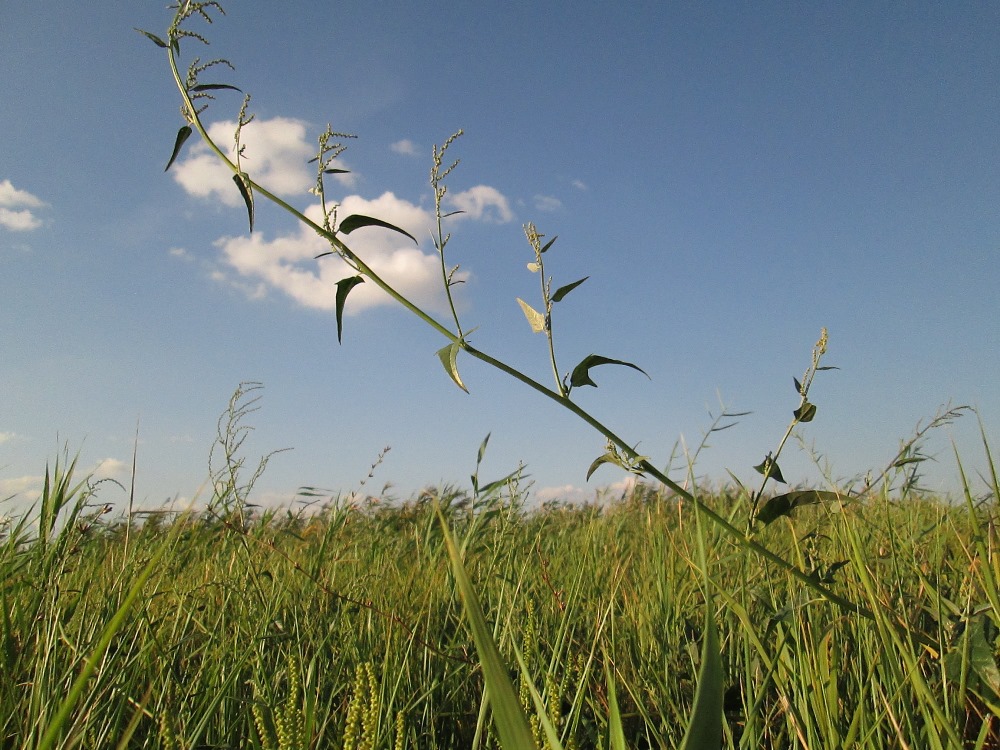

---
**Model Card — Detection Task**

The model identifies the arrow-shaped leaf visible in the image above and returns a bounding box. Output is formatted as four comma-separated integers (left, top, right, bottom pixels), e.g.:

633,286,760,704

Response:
794,401,817,423
334,276,364,344
516,298,546,333
753,455,786,484
436,342,469,393
164,125,192,172
586,452,617,481
233,173,254,232
793,376,804,396
678,605,724,750
755,490,843,525
540,235,558,254
323,168,350,175
339,214,417,245
570,354,650,389
552,276,589,303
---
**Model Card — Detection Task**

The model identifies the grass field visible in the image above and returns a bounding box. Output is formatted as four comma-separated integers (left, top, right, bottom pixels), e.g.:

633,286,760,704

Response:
3,437,999,749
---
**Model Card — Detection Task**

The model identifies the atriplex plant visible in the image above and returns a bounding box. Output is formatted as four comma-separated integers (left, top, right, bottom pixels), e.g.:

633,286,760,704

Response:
143,0,863,616
138,2,969,744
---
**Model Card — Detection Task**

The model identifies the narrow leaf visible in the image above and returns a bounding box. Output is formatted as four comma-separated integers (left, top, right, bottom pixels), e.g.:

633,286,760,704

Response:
191,83,243,93
135,28,167,48
678,606,724,750
793,376,803,395
794,401,817,423
539,235,558,254
334,276,364,344
436,342,469,393
232,173,254,232
753,455,786,484
434,506,537,749
339,214,417,245
570,354,650,389
164,125,192,172
755,490,843,525
552,276,589,303
516,298,546,333
605,660,626,750
323,168,350,175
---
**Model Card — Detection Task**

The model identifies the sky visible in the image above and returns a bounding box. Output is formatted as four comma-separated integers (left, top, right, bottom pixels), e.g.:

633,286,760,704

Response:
1,1,998,517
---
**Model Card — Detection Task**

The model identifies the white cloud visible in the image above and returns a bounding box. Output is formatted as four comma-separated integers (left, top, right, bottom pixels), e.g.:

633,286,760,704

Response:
390,139,418,156
571,179,587,191
533,476,639,506
0,474,42,500
447,185,514,223
0,179,47,231
533,194,562,212
92,458,127,480
172,117,357,205
0,431,18,445
212,192,470,314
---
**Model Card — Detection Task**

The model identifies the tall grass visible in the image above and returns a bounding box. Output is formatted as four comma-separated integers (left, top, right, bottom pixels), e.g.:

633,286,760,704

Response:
2,425,998,747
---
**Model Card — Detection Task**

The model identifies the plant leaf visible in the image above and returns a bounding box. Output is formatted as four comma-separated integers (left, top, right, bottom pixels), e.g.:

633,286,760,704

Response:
552,276,589,303
586,452,617,481
164,125,192,172
570,354,650,389
540,235,558,254
135,28,167,48
753,455,786,484
434,505,537,750
191,83,243,93
794,401,817,423
755,490,843,525
605,659,626,750
339,214,417,245
334,276,364,344
323,168,350,175
516,298,546,333
436,342,469,393
678,605,724,750
793,376,803,395
233,173,254,232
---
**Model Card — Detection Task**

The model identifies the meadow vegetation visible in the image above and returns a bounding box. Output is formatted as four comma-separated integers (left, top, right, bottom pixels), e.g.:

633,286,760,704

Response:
3,2,999,747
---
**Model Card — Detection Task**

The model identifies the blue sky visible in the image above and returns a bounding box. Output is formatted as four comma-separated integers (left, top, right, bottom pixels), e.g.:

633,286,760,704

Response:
2,1,998,514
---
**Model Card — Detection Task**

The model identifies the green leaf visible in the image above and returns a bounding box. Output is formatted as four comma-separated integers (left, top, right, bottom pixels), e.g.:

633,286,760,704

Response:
334,276,364,344
753,455,786,484
755,490,842,525
552,276,589,303
605,659,626,750
436,342,469,393
586,452,617,481
135,28,167,48
233,173,254,232
339,214,417,245
323,168,350,175
434,506,537,750
678,605,724,750
191,83,243,93
793,376,804,395
164,125,192,172
515,298,546,333
794,401,817,422
570,354,650,389
540,235,558,253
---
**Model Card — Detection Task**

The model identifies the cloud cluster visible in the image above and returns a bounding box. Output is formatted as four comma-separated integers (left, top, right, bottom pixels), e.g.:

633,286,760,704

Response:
390,139,419,156
173,117,516,314
0,179,47,231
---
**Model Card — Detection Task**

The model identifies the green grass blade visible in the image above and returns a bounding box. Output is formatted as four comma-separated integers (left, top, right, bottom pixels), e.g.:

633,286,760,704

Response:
604,658,626,750
435,502,537,750
678,603,723,750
